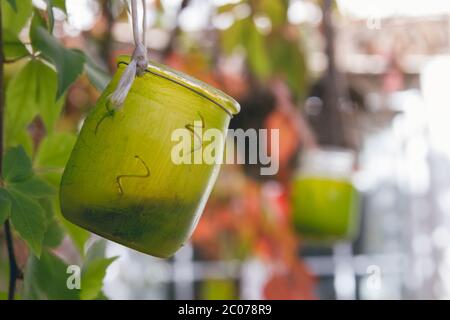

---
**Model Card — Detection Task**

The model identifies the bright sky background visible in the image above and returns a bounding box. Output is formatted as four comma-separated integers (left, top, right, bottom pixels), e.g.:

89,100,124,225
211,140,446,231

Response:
32,0,450,34
337,0,450,18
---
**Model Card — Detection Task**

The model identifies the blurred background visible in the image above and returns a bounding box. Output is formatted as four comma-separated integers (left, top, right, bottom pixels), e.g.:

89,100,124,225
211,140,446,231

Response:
4,0,450,300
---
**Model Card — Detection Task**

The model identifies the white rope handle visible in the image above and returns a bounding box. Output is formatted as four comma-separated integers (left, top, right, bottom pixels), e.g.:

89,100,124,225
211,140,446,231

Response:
110,0,148,108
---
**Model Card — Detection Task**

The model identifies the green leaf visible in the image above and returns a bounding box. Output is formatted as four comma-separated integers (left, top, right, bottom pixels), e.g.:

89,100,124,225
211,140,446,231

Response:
46,0,55,31
245,22,271,80
95,291,109,300
217,3,238,14
79,240,115,300
43,218,65,248
34,132,76,186
30,7,47,30
2,0,32,34
5,62,39,145
45,0,67,31
221,18,245,55
5,60,64,142
85,57,111,92
39,197,55,220
24,249,80,300
2,146,33,182
221,18,271,79
259,0,286,27
34,63,65,133
0,188,11,225
6,0,17,11
269,37,308,99
61,220,90,254
52,197,90,254
8,189,47,256
38,198,64,248
30,24,85,99
85,239,107,263
0,292,20,300
81,257,117,300
9,176,55,198
3,29,28,60
52,0,66,13
35,132,77,168
6,128,33,158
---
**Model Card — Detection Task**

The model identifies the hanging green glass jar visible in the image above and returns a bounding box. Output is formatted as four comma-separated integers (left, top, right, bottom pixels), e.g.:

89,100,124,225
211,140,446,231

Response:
291,148,360,242
60,56,240,258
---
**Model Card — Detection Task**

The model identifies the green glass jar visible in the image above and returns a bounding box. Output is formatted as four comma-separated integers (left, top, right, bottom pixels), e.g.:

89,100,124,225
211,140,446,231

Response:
60,56,240,258
291,148,360,242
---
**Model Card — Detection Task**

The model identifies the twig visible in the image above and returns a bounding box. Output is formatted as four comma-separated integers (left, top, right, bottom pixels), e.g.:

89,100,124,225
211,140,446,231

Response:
4,221,23,300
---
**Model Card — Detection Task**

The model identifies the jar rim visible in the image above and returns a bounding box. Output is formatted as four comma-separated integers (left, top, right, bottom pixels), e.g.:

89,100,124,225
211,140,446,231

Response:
117,56,240,117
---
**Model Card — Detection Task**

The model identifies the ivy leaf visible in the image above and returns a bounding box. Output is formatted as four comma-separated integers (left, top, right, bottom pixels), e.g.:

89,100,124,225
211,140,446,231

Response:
24,249,80,300
3,29,28,60
8,189,46,257
0,188,11,225
30,24,85,99
2,0,32,34
6,0,17,11
2,146,33,183
9,176,55,198
81,257,117,300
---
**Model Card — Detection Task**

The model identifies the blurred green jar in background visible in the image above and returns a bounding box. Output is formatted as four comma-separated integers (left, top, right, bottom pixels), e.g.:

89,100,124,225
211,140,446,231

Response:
291,148,360,242
60,56,240,258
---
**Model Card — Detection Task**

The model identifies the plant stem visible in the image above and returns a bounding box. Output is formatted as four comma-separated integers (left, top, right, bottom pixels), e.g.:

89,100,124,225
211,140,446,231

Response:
0,0,4,167
4,220,22,300
4,54,31,64
0,1,21,301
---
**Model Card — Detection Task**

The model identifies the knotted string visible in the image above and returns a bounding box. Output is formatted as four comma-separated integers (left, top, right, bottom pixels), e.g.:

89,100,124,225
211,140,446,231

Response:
110,0,148,108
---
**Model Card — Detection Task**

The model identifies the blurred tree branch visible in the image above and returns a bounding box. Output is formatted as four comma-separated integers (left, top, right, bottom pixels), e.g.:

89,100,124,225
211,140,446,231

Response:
100,0,115,72
321,0,347,147
160,0,189,58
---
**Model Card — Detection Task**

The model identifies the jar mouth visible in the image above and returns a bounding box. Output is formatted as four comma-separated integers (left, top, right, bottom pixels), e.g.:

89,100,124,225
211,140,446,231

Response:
117,56,240,117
